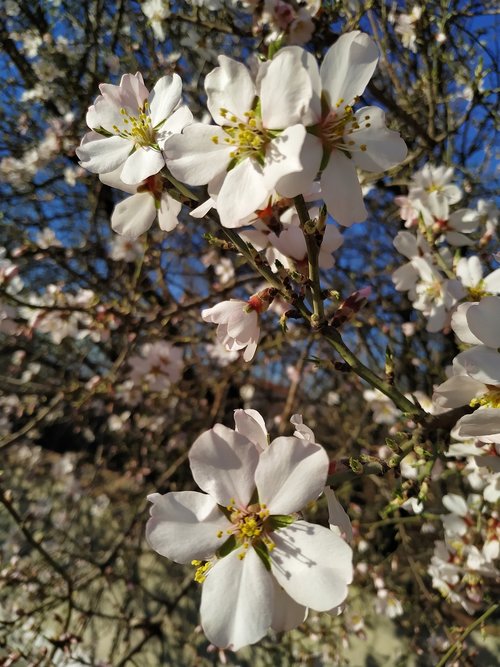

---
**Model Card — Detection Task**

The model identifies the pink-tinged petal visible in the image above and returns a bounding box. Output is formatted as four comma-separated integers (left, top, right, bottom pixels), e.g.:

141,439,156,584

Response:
206,56,256,126
149,74,182,126
158,193,181,232
111,192,156,238
234,409,268,452
433,375,485,409
146,491,230,564
165,124,231,185
120,147,165,184
271,579,308,632
202,299,244,324
349,107,407,172
276,133,322,199
325,487,353,543
242,338,258,362
259,47,312,128
76,134,132,174
189,424,260,507
270,521,353,611
321,150,367,226
320,31,379,112
200,547,273,650
456,409,500,438
466,296,500,348
454,347,500,384
99,72,149,109
255,436,329,514
217,159,269,228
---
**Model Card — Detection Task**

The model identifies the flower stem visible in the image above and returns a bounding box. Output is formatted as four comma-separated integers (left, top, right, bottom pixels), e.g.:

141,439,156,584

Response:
294,195,325,326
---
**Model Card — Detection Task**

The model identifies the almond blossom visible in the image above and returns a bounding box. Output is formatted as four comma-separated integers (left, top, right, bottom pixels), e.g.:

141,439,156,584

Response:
164,49,312,226
202,289,276,362
146,411,353,650
77,73,192,184
99,169,181,238
278,31,407,225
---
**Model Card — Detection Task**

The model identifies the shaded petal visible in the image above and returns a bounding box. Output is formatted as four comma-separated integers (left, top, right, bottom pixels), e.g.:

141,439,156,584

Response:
158,192,181,232
320,31,378,112
349,107,407,172
165,124,231,185
260,47,312,128
433,375,485,409
234,409,268,452
276,133,322,199
200,547,273,650
189,424,259,507
146,491,230,564
206,56,255,126
111,192,156,238
453,347,500,384
99,168,138,195
121,147,165,184
393,231,419,259
270,521,353,611
149,74,182,126
255,436,328,514
271,579,308,632
451,303,483,345
456,409,500,438
76,134,132,174
325,487,353,543
484,269,500,294
159,105,193,144
217,159,269,228
466,296,500,348
321,150,367,226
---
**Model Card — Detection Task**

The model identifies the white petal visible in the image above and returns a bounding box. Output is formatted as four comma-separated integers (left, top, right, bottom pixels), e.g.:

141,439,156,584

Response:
448,208,479,233
442,493,469,517
234,409,268,452
120,147,165,184
255,436,329,515
76,134,132,174
189,424,259,507
320,31,378,111
206,56,255,126
260,47,312,128
99,168,138,194
111,192,156,238
271,579,308,632
456,409,500,438
146,491,230,564
321,150,367,226
484,269,500,294
217,159,269,227
165,124,231,185
432,375,485,409
454,347,500,384
349,107,407,172
149,74,182,126
270,521,353,611
159,105,193,143
158,192,181,232
200,547,273,650
276,133,322,199
324,487,353,543
393,231,419,259
466,296,500,348
451,303,483,345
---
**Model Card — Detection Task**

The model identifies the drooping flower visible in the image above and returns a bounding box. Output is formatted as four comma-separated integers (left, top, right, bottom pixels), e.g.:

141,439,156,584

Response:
99,169,181,238
164,49,312,226
146,411,353,650
77,72,192,184
201,289,276,362
278,31,407,225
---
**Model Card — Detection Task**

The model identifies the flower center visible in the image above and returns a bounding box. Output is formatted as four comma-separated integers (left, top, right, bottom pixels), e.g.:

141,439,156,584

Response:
467,281,490,302
212,107,271,165
319,102,370,155
222,501,275,555
112,102,157,147
470,386,500,409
